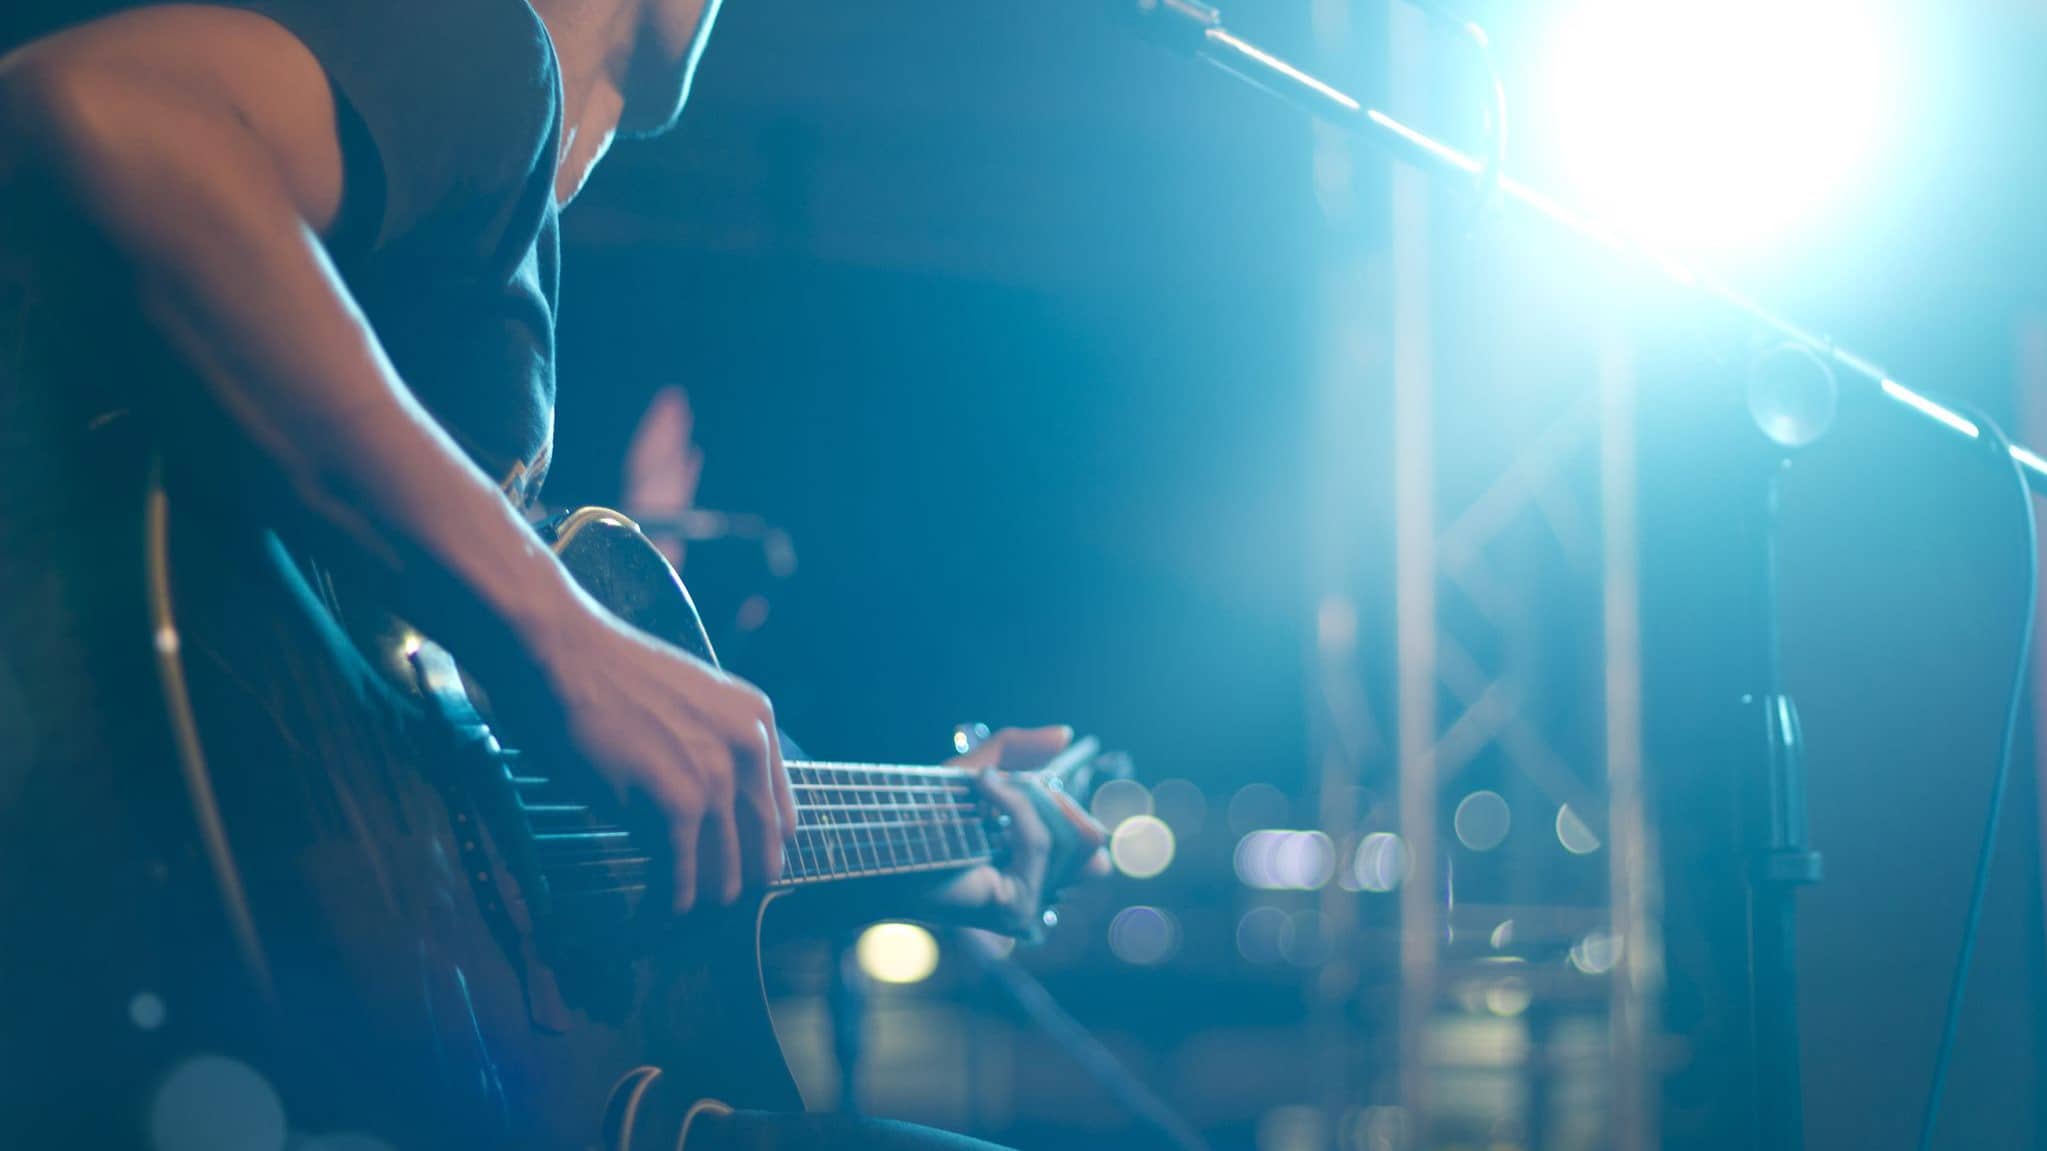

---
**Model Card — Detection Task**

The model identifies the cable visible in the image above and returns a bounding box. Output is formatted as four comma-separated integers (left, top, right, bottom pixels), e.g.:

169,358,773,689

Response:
1913,399,2039,1151
958,931,1211,1151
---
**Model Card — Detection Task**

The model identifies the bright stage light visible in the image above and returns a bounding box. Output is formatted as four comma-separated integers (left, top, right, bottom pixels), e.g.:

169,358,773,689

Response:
1536,0,1891,261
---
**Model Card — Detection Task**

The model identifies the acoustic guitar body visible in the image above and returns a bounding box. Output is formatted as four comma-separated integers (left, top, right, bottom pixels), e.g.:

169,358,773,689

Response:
0,471,801,1149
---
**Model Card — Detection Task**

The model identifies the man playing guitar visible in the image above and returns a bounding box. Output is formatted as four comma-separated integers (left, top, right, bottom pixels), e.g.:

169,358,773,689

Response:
0,1,1110,1146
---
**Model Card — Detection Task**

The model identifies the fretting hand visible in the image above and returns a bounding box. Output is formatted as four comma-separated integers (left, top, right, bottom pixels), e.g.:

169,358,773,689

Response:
920,726,1112,938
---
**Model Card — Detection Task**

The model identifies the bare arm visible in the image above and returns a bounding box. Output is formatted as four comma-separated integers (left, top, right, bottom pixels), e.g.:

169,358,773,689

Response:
0,6,794,907
1,8,578,678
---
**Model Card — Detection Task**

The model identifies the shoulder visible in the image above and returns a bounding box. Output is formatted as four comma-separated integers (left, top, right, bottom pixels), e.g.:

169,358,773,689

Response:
239,0,562,256
0,6,353,233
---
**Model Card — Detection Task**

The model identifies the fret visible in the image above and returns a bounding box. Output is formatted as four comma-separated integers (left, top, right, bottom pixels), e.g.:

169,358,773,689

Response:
799,765,841,876
943,772,975,862
904,770,929,860
789,764,820,880
794,811,970,827
790,782,966,796
965,810,993,861
794,802,977,814
806,761,822,876
839,771,877,875
860,772,891,868
928,775,963,865
770,762,998,883
894,769,934,868
527,758,1032,911
868,772,904,871
779,765,798,880
785,761,969,777
867,770,900,868
811,765,847,876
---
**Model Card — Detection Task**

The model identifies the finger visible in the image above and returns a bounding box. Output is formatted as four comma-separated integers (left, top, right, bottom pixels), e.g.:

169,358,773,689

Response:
976,769,1048,850
710,805,743,905
977,771,1050,902
1048,788,1109,848
1085,846,1112,878
737,781,780,889
992,725,1073,771
768,725,796,850
669,812,703,914
932,866,1033,936
735,720,785,881
950,725,1073,770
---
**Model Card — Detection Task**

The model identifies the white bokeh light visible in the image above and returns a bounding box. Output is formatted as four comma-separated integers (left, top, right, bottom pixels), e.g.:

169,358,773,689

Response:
1110,814,1177,879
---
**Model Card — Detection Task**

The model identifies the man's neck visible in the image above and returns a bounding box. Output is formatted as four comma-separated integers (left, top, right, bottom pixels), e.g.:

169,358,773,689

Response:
532,0,638,206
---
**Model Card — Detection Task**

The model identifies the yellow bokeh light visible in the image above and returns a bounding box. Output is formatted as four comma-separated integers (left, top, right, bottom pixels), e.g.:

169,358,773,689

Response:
856,922,940,985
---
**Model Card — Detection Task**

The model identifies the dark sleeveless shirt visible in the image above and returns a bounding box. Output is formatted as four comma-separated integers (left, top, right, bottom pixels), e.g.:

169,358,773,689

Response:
246,0,565,497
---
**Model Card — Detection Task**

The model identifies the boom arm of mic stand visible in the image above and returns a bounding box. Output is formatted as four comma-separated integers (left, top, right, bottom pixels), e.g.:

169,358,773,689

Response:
1119,0,2047,489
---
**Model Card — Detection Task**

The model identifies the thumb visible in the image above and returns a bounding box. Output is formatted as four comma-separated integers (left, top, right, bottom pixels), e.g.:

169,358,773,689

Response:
990,725,1074,770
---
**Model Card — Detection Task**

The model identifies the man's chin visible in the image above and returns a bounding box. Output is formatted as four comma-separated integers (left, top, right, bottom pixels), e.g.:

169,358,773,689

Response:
619,74,690,138
620,101,686,141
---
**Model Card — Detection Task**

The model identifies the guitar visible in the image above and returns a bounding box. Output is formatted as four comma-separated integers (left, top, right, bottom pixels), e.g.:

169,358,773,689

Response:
3,472,1118,1149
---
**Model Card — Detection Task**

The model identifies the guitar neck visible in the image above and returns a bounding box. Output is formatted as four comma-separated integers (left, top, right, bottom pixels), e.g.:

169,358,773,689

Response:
775,761,993,888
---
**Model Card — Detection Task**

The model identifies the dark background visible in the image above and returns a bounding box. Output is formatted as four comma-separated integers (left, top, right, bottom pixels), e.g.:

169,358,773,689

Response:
548,2,1325,781
548,3,2047,1149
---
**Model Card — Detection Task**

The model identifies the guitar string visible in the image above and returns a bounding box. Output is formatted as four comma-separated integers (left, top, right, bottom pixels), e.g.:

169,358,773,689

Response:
534,815,996,882
512,764,1000,892
529,814,994,871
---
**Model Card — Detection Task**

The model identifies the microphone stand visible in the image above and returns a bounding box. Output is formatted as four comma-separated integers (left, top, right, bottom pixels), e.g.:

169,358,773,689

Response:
1118,0,2047,486
1116,4,2047,1151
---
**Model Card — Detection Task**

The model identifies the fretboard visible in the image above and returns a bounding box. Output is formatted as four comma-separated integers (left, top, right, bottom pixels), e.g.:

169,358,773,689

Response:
511,758,997,911
777,761,993,887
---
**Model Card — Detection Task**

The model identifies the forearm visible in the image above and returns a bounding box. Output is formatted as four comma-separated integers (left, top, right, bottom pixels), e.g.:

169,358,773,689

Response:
1,55,589,690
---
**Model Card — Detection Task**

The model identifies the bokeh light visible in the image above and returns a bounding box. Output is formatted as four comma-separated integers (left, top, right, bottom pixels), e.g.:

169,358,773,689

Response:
1110,814,1177,879
1227,782,1290,836
1108,905,1182,966
1236,905,1289,965
128,991,166,1032
1453,790,1512,852
148,1056,286,1151
1570,930,1625,976
1090,777,1153,830
1280,909,1332,968
1235,829,1336,891
1150,777,1208,836
857,922,941,985
1556,803,1602,854
1485,976,1534,1018
1352,831,1410,893
1257,1104,1328,1151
